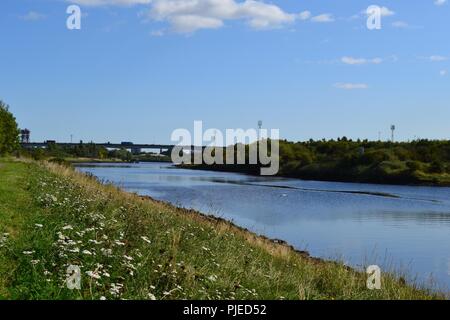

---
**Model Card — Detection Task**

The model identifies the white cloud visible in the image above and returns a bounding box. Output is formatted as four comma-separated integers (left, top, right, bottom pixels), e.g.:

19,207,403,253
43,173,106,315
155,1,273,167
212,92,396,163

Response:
362,6,395,17
67,0,333,33
334,83,368,90
440,70,448,76
148,0,298,32
392,21,409,28
143,0,333,33
341,56,383,65
20,11,46,21
311,14,334,23
435,0,447,6
170,15,224,32
150,29,165,37
379,6,395,17
298,11,311,21
429,55,448,62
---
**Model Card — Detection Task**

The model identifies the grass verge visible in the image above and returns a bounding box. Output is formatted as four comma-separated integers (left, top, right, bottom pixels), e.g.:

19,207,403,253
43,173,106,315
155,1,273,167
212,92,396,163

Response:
0,158,444,300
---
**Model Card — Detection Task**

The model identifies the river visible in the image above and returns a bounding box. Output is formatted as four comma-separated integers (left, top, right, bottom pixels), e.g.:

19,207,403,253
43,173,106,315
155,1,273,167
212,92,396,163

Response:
76,162,450,293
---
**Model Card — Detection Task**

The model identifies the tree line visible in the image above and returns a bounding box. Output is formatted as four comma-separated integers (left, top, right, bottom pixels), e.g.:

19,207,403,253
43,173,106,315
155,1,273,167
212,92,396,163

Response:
186,137,450,186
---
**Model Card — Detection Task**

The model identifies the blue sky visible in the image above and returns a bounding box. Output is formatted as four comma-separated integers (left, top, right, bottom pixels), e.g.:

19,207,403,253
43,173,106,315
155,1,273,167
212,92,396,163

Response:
1,0,449,144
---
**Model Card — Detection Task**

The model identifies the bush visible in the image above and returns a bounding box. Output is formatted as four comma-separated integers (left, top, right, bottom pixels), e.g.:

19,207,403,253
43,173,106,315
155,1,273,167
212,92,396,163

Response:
428,161,444,174
405,160,425,172
31,149,45,161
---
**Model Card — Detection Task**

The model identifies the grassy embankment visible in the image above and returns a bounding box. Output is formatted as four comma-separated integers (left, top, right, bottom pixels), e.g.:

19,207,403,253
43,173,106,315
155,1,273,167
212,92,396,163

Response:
0,158,444,300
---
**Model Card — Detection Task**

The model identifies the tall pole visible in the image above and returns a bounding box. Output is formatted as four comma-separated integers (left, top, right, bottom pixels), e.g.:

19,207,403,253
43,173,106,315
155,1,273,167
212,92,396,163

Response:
390,125,395,143
257,120,262,141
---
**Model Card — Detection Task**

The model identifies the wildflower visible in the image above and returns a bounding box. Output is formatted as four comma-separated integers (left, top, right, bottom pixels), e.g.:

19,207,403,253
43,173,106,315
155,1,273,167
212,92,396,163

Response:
141,236,151,244
35,224,43,228
114,240,125,246
89,239,103,245
100,296,107,301
110,283,123,296
208,275,218,282
0,234,8,247
58,232,68,241
86,271,101,280
101,248,113,257
148,293,156,300
23,251,35,255
31,260,40,265
123,255,133,261
62,225,73,230
82,250,93,256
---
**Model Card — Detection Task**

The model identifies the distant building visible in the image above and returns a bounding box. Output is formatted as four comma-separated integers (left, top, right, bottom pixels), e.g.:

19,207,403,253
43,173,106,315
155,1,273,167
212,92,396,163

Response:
20,129,30,143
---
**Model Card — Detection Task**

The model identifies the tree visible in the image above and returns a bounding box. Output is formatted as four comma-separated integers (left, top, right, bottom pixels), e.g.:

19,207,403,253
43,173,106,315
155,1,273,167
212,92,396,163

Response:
0,100,20,155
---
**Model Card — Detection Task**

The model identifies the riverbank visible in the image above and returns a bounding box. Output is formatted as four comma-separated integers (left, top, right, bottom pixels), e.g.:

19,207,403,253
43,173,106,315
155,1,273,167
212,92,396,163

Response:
63,156,170,164
0,158,444,299
179,163,450,187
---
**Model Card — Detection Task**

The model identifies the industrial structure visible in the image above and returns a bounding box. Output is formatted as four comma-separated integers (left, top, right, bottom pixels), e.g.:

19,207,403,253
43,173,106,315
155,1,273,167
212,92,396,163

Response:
391,125,396,142
20,129,30,143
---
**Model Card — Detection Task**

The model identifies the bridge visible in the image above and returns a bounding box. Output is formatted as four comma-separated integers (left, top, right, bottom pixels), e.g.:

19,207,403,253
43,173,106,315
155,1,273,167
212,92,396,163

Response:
20,142,204,155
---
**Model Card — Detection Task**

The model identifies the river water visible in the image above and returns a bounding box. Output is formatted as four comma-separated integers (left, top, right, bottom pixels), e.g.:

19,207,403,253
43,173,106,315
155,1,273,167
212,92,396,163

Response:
76,162,450,292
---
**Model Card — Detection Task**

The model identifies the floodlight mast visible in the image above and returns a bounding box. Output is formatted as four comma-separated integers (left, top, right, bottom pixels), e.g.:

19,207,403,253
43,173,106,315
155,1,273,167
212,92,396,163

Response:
258,120,263,140
391,125,396,143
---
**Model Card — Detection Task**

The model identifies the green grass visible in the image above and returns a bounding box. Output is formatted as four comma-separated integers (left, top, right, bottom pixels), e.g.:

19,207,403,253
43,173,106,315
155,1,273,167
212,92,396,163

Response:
0,160,38,298
0,158,445,300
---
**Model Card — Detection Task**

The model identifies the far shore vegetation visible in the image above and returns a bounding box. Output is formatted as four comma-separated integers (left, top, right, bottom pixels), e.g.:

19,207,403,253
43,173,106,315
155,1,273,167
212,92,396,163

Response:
182,138,450,186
